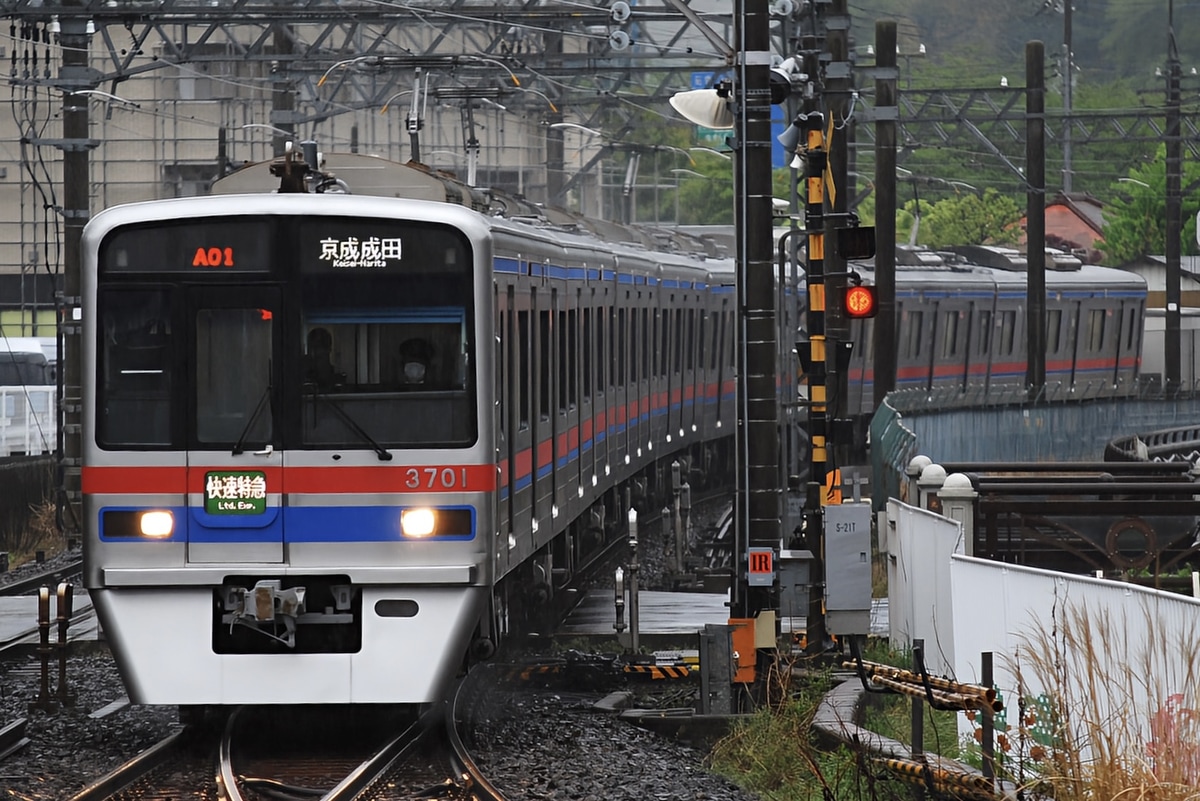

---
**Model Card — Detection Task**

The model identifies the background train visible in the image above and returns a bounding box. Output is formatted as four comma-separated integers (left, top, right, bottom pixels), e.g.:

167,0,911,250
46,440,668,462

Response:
839,243,1147,416
79,146,1147,708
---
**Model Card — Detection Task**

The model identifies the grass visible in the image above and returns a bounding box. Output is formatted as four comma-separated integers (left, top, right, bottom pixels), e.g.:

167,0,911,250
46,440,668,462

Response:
999,596,1200,800
707,647,919,800
0,498,64,569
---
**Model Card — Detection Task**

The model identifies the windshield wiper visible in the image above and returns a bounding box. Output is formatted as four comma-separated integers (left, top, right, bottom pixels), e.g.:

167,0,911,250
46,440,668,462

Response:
307,387,393,461
232,381,273,456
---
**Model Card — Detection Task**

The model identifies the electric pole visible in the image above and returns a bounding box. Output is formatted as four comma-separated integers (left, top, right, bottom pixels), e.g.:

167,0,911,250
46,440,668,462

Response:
732,0,780,621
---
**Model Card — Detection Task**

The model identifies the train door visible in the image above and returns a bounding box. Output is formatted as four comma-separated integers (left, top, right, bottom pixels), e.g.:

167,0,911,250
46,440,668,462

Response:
495,281,511,579
508,285,533,563
533,286,553,546
580,290,597,505
593,291,609,495
184,285,284,564
564,287,582,524
684,297,699,442
657,282,667,448
611,288,628,478
630,291,646,469
1115,301,1143,387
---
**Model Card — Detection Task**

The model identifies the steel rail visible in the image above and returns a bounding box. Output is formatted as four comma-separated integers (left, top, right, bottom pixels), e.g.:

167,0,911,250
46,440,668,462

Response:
68,727,192,801
447,672,507,801
319,706,444,800
0,556,83,596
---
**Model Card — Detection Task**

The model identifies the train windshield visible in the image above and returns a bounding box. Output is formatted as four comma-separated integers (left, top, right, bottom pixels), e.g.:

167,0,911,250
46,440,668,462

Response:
94,215,477,451
295,220,475,449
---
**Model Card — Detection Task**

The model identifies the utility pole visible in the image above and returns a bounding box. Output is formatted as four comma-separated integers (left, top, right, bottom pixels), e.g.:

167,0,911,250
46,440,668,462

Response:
872,20,897,408
1025,41,1046,396
731,0,780,622
270,25,295,157
1165,0,1182,389
57,7,92,540
1061,0,1073,193
824,0,851,443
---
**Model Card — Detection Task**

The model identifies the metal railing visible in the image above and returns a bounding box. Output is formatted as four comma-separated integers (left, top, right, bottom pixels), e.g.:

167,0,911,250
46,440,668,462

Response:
0,386,56,457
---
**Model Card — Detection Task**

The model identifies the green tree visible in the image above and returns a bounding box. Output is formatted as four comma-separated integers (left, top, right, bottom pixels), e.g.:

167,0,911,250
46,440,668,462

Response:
900,188,1022,248
1099,148,1200,266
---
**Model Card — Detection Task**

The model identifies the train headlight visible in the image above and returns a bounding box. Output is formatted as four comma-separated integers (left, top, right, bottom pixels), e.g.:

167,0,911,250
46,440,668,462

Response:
400,508,437,538
139,510,175,538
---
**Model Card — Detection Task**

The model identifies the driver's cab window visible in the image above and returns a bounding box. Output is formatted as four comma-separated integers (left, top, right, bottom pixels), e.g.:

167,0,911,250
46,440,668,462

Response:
196,308,273,444
301,317,466,393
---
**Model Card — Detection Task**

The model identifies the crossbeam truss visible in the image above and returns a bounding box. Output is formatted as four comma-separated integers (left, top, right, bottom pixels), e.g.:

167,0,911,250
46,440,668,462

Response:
4,2,1197,204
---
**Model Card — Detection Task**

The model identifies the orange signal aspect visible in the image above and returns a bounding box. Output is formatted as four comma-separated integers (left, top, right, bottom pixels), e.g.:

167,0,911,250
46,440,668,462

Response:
844,285,877,319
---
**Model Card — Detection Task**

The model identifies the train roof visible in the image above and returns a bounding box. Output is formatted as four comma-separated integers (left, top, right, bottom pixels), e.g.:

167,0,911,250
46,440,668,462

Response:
202,148,739,285
819,244,1148,294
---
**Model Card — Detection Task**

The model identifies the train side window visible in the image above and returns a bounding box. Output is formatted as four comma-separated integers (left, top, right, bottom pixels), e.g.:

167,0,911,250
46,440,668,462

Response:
539,309,551,420
1047,309,1063,352
629,305,638,385
686,309,696,370
726,310,735,368
642,307,650,381
598,306,608,390
609,305,617,390
709,310,720,370
939,311,959,358
568,308,578,408
615,307,625,387
518,310,529,429
1087,308,1106,352
905,311,923,358
999,310,1017,355
97,288,174,448
661,309,671,377
558,308,567,413
582,307,592,398
976,310,991,355
652,310,660,378
674,305,683,373
1126,307,1138,350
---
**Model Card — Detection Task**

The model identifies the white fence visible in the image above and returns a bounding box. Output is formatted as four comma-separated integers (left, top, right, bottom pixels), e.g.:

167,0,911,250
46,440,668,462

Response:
887,497,1200,767
0,385,56,457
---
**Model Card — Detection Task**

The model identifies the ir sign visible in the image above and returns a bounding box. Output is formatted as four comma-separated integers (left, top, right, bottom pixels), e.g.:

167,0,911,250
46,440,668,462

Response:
748,547,775,587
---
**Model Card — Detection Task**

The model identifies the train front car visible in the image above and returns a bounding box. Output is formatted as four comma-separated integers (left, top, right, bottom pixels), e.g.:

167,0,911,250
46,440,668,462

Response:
81,194,495,706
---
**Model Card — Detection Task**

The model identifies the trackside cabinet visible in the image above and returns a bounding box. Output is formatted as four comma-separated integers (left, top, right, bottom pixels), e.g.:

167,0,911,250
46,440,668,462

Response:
824,502,872,635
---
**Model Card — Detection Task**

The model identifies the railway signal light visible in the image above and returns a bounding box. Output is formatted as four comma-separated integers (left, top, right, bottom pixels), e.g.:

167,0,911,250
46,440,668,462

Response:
843,285,878,319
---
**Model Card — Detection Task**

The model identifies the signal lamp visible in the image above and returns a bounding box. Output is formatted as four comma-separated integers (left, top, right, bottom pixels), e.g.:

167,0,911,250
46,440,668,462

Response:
843,285,878,319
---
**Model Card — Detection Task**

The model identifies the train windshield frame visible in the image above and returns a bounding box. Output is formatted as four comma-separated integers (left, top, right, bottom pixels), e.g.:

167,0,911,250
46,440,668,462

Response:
95,214,478,451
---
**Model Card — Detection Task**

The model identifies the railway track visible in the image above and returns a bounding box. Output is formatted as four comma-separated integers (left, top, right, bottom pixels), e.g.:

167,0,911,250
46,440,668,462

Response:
0,554,83,596
63,673,506,801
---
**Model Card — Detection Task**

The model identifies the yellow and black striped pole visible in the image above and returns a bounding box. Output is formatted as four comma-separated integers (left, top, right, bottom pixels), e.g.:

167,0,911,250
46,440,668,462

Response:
799,110,828,655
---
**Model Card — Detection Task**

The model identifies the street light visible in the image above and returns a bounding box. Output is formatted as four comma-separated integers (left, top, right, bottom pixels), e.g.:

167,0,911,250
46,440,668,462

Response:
689,146,732,161
68,89,140,108
240,123,294,138
898,43,927,90
549,122,603,138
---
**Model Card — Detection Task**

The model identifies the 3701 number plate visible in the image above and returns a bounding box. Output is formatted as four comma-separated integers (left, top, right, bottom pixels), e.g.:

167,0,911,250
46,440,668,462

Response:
404,466,472,490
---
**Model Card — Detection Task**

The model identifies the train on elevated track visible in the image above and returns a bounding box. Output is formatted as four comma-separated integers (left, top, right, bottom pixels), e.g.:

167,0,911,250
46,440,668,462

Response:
79,147,1146,707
